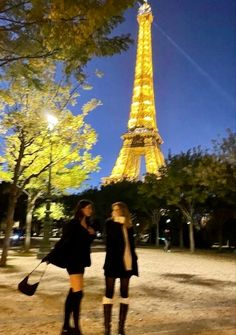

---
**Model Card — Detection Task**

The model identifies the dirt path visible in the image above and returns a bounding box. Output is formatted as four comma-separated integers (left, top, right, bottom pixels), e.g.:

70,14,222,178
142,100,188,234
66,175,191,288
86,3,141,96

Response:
0,248,235,335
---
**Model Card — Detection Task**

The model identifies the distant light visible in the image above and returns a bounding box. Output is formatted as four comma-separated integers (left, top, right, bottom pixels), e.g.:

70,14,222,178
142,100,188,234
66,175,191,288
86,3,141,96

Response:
187,221,191,225
166,219,171,223
136,223,140,226
11,234,19,240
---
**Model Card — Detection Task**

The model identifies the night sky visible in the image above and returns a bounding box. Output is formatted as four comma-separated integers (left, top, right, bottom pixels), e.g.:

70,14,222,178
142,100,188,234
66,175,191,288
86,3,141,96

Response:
78,0,235,189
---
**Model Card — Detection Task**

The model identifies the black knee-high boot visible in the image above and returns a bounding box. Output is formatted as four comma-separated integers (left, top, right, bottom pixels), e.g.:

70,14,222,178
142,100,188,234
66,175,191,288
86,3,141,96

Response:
118,299,129,335
103,297,113,335
61,289,74,334
72,291,83,335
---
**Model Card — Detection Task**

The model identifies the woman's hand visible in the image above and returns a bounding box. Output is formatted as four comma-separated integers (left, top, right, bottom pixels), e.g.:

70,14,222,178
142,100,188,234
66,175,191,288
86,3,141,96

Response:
87,226,95,235
42,256,49,264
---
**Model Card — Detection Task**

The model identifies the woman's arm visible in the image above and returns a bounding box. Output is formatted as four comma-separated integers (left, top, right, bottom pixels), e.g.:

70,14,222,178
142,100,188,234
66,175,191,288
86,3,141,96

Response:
42,221,74,263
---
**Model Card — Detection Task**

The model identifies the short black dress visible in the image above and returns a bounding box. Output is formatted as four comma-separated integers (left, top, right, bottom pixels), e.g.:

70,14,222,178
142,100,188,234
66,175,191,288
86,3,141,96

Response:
43,219,94,274
103,219,138,278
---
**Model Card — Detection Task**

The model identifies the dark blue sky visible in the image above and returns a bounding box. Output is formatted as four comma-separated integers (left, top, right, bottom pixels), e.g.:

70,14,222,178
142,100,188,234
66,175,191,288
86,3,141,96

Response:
77,0,236,190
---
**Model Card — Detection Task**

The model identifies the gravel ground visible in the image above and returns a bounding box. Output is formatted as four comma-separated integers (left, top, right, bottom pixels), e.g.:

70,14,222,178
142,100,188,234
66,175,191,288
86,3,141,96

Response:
0,248,235,335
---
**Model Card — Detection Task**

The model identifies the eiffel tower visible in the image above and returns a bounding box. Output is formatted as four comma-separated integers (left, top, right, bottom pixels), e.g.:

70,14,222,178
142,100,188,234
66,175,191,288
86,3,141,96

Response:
103,0,164,184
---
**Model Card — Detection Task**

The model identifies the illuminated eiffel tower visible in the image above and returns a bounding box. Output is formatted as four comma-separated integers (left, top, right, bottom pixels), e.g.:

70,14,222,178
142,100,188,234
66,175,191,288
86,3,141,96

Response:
103,0,164,184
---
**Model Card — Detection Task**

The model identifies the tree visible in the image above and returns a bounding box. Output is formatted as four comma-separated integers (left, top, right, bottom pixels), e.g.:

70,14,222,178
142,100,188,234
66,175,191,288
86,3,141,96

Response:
139,131,236,251
34,202,65,221
23,140,100,252
138,173,167,246
0,0,140,81
197,130,236,249
140,149,211,253
0,73,100,266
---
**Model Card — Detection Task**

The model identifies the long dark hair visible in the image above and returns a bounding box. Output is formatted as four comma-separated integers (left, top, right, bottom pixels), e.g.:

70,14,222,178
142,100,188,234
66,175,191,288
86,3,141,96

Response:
74,199,94,221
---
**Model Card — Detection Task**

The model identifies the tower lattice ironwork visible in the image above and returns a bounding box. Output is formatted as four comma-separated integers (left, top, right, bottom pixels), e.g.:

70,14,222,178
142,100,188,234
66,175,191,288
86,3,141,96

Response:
103,1,164,184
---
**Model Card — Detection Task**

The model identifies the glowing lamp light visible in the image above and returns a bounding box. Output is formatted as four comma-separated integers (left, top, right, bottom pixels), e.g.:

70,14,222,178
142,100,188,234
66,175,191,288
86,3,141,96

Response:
46,114,58,130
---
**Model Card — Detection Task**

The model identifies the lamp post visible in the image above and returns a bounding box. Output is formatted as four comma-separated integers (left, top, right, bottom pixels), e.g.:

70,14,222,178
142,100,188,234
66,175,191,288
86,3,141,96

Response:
37,114,58,259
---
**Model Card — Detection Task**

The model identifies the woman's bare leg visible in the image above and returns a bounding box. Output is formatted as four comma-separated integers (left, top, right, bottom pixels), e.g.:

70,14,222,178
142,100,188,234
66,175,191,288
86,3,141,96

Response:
69,274,84,292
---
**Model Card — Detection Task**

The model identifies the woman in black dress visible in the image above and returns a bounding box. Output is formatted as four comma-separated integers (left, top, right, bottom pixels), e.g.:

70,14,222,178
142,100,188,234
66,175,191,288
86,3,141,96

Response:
43,199,96,335
103,202,138,335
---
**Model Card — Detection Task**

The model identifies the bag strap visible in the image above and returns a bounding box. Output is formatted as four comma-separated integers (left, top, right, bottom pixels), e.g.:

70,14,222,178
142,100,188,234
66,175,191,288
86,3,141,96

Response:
28,260,43,275
28,261,48,283
39,262,47,282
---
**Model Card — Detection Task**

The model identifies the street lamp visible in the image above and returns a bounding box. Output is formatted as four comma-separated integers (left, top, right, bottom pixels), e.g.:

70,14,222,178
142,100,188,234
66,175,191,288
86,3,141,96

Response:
37,114,58,259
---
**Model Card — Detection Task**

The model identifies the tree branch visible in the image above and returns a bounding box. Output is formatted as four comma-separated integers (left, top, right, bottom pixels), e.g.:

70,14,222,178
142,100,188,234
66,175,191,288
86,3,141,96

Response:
20,162,51,189
0,49,59,67
0,1,31,14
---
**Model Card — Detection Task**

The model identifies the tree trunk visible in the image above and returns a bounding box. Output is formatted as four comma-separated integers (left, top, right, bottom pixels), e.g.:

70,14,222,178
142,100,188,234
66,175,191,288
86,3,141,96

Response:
0,186,18,267
180,206,195,253
152,209,160,247
24,198,35,252
189,220,195,253
156,218,160,247
179,220,184,248
218,223,223,252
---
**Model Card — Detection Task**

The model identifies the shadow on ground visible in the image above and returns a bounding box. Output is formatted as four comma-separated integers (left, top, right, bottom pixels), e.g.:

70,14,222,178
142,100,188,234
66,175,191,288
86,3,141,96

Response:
160,273,236,288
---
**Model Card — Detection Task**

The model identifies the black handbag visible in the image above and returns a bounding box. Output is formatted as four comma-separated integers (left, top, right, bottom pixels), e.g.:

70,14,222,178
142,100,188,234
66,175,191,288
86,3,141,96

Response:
18,261,47,296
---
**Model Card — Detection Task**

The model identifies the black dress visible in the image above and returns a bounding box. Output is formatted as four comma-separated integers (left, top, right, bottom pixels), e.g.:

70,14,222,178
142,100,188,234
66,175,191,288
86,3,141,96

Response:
103,219,138,278
43,219,94,273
